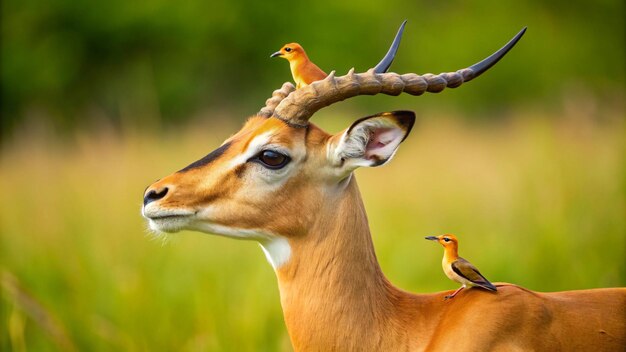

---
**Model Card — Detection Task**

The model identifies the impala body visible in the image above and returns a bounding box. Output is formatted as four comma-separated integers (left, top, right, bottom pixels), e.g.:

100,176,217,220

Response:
142,28,626,351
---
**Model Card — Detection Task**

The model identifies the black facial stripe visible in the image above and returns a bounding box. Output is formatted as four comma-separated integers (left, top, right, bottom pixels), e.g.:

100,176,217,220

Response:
178,142,232,173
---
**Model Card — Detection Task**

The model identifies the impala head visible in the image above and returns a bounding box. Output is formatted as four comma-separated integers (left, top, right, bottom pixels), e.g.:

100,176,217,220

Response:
425,234,459,249
143,28,525,269
270,43,306,61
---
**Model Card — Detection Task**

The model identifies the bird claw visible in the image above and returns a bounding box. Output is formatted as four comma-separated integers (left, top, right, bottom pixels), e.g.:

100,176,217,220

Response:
443,295,453,301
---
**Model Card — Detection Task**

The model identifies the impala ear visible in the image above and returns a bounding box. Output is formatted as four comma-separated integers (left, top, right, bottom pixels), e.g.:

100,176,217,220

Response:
329,111,415,172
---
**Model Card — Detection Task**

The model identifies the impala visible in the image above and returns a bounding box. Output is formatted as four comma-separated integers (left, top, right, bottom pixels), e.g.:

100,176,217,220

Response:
142,28,625,351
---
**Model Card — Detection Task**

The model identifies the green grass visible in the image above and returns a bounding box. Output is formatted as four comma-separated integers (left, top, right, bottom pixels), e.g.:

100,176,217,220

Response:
1,108,624,351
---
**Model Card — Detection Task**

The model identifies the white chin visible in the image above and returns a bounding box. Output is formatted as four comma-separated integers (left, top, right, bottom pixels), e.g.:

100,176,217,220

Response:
148,218,189,233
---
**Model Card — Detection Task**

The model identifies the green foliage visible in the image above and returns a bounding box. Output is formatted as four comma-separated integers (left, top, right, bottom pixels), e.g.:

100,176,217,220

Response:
1,0,624,134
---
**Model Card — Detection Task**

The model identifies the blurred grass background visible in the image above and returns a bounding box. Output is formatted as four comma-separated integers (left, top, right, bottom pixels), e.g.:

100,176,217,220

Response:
1,0,624,350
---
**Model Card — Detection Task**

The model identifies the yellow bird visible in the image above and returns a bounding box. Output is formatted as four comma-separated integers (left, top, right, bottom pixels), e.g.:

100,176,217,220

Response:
270,43,327,89
425,234,497,300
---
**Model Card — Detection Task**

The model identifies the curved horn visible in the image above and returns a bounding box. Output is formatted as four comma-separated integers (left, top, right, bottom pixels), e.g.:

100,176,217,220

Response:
258,82,296,117
272,27,527,127
373,20,407,73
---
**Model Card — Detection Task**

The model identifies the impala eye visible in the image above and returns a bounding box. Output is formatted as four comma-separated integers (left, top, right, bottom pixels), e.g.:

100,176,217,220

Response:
252,150,291,169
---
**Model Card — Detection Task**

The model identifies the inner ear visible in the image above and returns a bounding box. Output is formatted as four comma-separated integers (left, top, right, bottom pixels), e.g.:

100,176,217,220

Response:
332,110,415,169
364,127,408,165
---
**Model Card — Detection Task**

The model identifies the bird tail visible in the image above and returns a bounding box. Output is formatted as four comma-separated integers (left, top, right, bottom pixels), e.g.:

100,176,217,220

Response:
477,281,498,292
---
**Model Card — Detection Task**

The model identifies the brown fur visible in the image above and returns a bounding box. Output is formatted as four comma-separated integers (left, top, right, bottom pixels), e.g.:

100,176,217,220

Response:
276,176,625,351
144,116,626,351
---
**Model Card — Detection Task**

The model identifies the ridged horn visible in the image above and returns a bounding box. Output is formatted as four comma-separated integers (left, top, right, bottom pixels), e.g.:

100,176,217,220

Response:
272,27,527,127
258,82,296,118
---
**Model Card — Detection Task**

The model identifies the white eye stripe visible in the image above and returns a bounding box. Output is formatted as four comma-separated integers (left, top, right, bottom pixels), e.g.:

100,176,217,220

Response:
226,131,294,187
228,131,274,168
228,130,295,171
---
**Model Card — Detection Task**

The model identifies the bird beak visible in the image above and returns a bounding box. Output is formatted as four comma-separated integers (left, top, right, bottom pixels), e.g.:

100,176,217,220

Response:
270,51,283,58
425,236,439,241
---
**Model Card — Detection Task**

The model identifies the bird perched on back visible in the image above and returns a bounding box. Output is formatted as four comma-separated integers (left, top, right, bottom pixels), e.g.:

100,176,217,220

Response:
270,43,327,89
425,234,497,300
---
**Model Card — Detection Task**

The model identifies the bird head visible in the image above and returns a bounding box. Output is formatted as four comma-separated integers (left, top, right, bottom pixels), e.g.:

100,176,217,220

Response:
270,43,306,61
425,234,459,249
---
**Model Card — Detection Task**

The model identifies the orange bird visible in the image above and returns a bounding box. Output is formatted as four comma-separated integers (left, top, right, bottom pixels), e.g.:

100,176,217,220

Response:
425,234,497,300
271,20,407,89
270,43,327,89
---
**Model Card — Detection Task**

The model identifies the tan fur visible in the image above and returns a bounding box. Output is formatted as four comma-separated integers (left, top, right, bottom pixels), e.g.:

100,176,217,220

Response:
274,175,625,351
144,117,626,351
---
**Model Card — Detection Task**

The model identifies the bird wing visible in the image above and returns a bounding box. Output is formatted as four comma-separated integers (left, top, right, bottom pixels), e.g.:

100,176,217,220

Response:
299,62,327,85
451,258,497,291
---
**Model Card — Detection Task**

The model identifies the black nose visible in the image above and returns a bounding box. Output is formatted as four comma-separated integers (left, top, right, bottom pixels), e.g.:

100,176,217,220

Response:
143,187,168,206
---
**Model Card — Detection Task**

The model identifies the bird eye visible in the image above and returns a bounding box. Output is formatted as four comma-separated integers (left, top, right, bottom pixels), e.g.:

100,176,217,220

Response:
252,150,291,169
443,237,450,242
284,47,292,52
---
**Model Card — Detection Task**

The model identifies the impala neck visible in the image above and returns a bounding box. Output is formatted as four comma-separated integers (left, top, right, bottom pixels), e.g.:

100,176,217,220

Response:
275,176,419,350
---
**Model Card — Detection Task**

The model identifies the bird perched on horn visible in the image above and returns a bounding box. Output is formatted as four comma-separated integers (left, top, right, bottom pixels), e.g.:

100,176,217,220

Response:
425,234,497,300
270,20,407,89
270,43,327,89
260,26,526,126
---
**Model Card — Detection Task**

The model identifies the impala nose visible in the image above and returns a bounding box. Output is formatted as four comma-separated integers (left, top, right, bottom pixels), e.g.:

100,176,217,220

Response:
143,187,169,206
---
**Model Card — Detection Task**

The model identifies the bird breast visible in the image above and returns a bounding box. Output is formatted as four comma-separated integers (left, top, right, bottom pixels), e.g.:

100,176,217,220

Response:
442,258,456,280
442,257,474,287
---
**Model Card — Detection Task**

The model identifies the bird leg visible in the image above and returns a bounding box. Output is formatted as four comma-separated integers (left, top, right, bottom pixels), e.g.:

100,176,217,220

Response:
444,285,466,300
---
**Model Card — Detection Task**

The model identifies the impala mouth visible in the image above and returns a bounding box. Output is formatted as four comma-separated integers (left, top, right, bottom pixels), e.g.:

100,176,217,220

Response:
142,207,196,233
142,208,195,220
147,213,192,220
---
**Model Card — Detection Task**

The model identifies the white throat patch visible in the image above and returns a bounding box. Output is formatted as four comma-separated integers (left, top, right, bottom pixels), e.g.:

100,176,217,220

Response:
259,237,292,270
